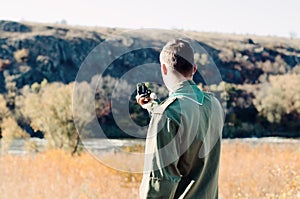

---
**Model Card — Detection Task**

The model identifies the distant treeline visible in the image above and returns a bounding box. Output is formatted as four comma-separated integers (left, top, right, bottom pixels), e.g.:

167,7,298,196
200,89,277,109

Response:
0,73,300,153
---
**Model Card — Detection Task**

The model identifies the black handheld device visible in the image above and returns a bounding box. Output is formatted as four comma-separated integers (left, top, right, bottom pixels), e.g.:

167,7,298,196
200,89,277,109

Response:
136,83,152,98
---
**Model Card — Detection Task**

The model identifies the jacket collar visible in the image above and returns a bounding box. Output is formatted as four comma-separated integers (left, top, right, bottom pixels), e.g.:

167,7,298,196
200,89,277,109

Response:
168,80,197,96
168,80,204,105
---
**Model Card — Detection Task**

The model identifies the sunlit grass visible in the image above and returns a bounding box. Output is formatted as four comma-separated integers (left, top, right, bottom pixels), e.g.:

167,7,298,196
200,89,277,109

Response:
0,140,299,199
220,140,300,199
0,149,142,199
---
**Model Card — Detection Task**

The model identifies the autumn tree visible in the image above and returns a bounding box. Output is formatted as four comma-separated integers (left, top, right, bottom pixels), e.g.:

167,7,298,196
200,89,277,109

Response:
0,94,9,138
0,94,28,151
21,82,79,152
253,74,300,131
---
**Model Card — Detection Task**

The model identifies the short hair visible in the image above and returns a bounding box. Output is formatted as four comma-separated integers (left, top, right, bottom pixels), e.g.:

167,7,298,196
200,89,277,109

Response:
160,39,194,77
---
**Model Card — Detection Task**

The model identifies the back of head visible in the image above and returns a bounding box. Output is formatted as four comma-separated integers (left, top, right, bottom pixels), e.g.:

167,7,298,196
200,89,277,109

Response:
160,39,194,77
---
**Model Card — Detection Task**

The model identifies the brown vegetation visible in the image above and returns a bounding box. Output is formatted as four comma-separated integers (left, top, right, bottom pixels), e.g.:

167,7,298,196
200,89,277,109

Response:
0,59,11,71
219,140,300,199
0,140,299,199
13,48,30,63
253,74,300,124
20,81,80,152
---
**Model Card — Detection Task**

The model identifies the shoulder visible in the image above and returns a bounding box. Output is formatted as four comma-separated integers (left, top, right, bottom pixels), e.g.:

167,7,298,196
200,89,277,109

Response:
151,97,181,125
152,97,179,115
202,92,225,120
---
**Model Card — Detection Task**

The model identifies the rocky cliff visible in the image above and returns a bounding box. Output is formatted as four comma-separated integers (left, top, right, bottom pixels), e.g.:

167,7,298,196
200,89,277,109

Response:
0,21,106,92
0,20,300,93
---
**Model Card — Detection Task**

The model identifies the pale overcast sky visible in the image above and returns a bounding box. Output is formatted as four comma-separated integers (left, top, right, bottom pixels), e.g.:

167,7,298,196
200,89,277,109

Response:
1,0,299,38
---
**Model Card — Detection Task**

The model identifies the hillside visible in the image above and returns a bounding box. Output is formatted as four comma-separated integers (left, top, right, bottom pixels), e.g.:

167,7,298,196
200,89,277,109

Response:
0,20,300,140
1,20,299,91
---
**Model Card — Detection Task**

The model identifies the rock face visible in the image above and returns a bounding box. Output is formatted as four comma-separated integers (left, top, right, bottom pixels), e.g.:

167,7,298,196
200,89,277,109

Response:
0,20,299,92
0,21,31,32
0,21,105,91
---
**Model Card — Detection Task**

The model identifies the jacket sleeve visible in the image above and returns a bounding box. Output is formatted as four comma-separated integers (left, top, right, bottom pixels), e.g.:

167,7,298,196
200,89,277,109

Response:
140,106,183,199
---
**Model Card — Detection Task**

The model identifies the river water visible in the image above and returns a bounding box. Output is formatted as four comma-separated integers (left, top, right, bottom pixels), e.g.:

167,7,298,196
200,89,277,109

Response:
0,138,146,155
0,137,299,155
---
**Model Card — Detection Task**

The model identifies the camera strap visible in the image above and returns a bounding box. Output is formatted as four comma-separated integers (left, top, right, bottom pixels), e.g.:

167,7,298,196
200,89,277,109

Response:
170,95,203,106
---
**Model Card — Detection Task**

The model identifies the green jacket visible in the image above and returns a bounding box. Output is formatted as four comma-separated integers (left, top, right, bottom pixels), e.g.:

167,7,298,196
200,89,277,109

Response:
140,80,224,199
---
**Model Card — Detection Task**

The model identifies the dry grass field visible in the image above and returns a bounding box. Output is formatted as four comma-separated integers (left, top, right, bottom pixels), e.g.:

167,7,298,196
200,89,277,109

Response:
0,139,299,199
219,140,300,199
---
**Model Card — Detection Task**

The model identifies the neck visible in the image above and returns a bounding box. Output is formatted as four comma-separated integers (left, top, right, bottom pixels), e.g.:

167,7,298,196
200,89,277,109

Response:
164,73,193,92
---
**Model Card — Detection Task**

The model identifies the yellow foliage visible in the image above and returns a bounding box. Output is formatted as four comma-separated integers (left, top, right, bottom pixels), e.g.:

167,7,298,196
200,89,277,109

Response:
13,48,30,63
253,74,300,123
21,82,78,151
0,117,29,152
0,94,9,119
1,117,29,139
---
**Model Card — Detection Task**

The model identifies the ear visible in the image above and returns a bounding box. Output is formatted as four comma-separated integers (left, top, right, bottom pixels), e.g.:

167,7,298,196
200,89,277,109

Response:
193,64,197,75
162,64,167,75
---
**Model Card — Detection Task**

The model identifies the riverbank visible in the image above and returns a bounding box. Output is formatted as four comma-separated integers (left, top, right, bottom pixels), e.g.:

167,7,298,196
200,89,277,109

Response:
1,137,299,155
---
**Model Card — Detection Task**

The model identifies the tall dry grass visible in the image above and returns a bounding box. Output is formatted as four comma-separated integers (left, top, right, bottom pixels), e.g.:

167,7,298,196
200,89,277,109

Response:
219,140,300,199
0,150,141,199
0,140,299,199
